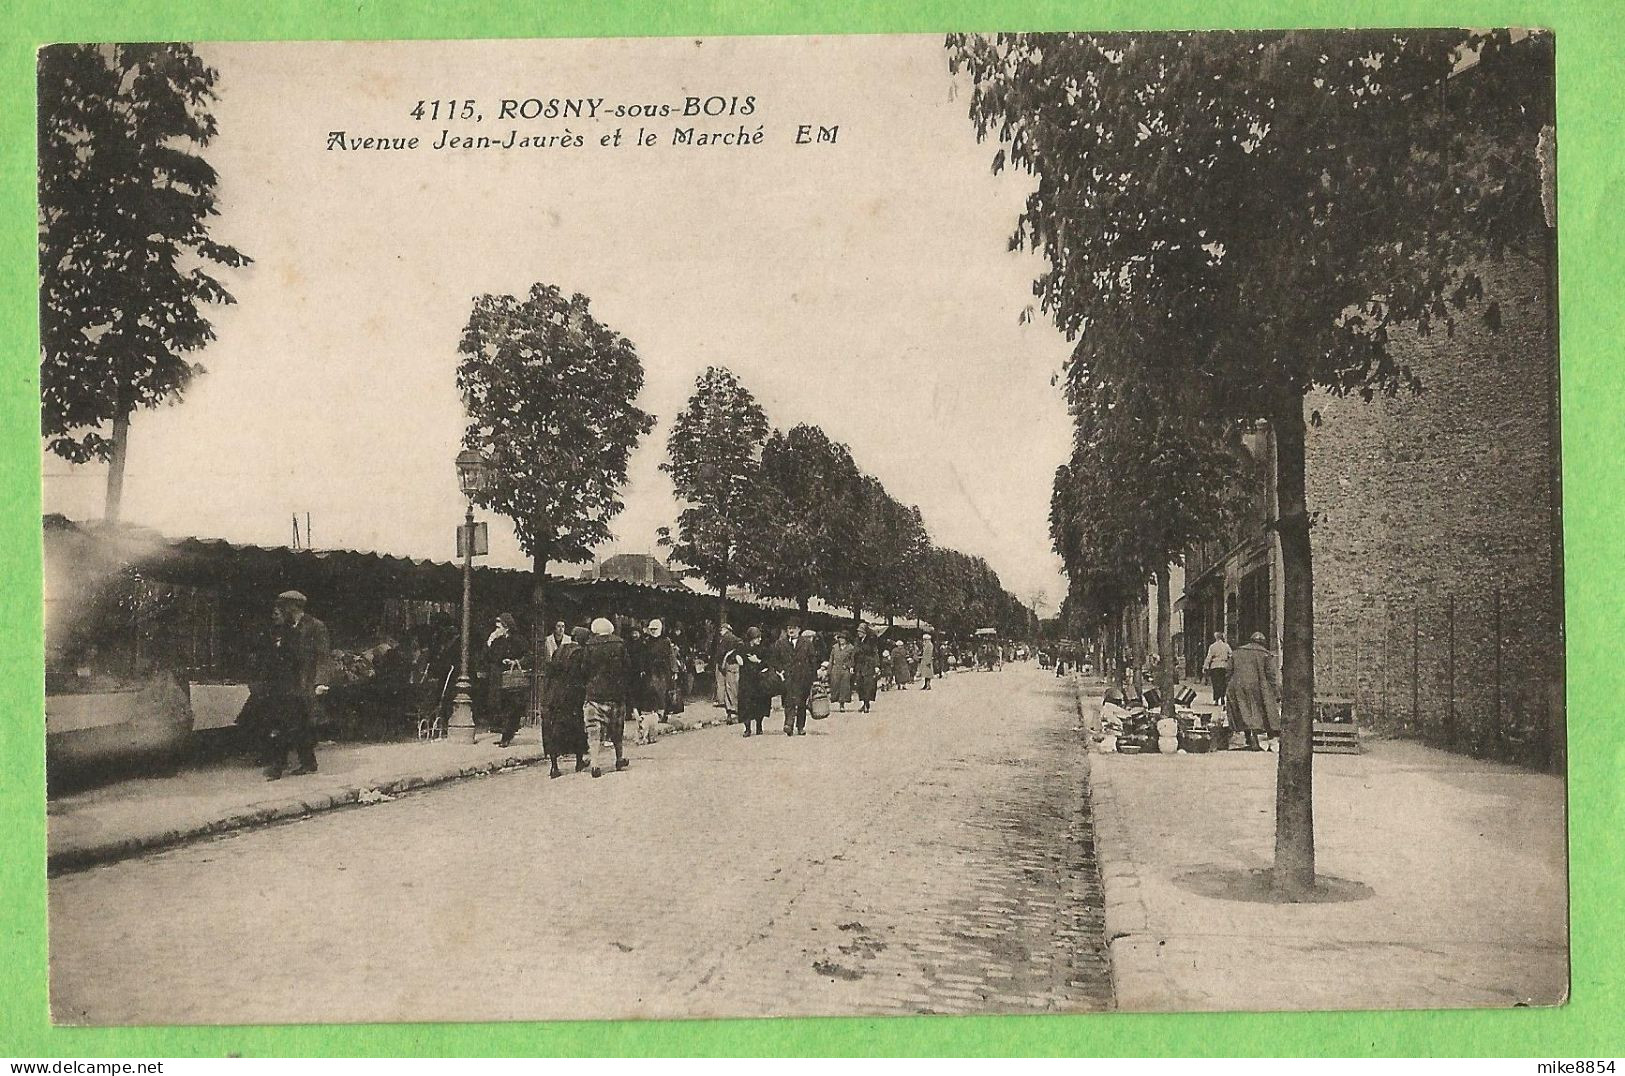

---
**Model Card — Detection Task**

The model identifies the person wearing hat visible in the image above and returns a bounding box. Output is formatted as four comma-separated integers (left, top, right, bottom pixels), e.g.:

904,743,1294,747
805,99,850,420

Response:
644,618,676,721
1226,631,1280,751
782,629,818,736
541,627,592,778
736,626,772,737
919,633,936,691
827,631,855,711
852,622,880,713
487,612,525,748
580,616,630,777
263,590,332,780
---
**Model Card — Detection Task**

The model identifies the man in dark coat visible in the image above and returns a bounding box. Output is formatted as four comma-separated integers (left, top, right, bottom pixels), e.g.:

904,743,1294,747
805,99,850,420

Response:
782,629,818,736
264,590,332,780
1226,631,1281,750
580,617,630,777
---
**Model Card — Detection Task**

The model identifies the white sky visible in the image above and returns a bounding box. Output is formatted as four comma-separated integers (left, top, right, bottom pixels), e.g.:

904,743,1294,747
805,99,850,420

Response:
41,35,1074,611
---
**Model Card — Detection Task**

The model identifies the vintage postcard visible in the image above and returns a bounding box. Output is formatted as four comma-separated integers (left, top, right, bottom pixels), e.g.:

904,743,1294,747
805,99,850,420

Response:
38,31,1564,1024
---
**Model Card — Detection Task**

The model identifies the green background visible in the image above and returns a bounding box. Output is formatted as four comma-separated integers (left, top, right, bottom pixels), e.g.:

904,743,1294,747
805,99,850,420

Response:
3,0,1618,1058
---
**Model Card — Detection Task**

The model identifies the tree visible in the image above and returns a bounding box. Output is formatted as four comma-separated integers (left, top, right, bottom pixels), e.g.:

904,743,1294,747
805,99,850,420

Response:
658,366,770,633
951,29,1552,895
39,43,250,522
1052,370,1251,723
840,478,929,626
457,283,655,699
742,424,862,617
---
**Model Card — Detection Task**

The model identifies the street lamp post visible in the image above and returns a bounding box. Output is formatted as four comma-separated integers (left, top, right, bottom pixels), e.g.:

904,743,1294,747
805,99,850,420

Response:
447,449,489,745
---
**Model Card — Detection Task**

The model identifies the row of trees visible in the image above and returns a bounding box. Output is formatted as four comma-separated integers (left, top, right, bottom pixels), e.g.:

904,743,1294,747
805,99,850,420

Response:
38,39,1034,713
661,366,1035,639
455,297,1034,703
950,29,1553,896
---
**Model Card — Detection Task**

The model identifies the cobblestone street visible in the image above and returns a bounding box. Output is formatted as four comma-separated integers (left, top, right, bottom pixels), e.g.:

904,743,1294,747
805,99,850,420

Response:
49,666,1111,1025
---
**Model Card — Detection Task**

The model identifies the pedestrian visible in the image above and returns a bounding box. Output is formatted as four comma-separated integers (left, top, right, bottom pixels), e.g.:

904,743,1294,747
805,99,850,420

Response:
828,631,855,711
263,590,332,781
853,622,880,713
783,629,817,736
487,612,526,748
581,617,630,777
646,619,676,718
891,641,913,689
1226,631,1280,751
737,626,772,737
543,620,568,662
542,627,591,778
919,633,936,691
810,661,832,720
1204,632,1234,707
718,628,743,722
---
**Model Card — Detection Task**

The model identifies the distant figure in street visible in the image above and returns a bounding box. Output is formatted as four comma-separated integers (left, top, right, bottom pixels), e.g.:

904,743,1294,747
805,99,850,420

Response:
853,623,880,713
767,624,793,715
543,621,568,662
645,618,676,720
1226,631,1280,751
919,633,936,691
718,629,743,722
1204,632,1234,708
487,612,525,748
737,626,772,737
624,621,658,745
263,590,332,781
891,641,913,690
782,629,818,736
581,617,630,777
542,627,591,778
828,632,855,711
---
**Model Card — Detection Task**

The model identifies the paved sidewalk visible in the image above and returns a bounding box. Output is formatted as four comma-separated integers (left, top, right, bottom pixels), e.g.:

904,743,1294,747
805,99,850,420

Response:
1076,682,1569,1012
47,707,732,872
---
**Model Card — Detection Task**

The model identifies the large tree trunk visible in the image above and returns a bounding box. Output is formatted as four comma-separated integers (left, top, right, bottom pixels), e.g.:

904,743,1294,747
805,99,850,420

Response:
1272,396,1317,898
104,406,131,524
1157,567,1175,723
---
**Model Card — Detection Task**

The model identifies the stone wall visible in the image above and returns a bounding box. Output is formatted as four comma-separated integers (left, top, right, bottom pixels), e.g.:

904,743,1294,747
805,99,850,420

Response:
1302,249,1562,767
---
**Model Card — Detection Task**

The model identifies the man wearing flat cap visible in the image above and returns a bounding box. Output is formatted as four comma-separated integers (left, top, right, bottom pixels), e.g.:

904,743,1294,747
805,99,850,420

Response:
1226,631,1280,751
264,590,333,780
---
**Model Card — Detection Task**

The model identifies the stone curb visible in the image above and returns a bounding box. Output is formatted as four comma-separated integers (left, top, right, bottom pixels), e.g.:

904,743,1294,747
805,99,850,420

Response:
49,708,744,873
47,747,550,874
1074,679,1181,1013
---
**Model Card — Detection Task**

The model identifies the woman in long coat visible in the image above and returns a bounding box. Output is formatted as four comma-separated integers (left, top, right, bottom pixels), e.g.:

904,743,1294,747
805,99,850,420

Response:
828,632,855,710
852,624,880,713
891,641,913,689
541,627,591,777
1226,631,1280,750
643,619,676,717
736,627,771,737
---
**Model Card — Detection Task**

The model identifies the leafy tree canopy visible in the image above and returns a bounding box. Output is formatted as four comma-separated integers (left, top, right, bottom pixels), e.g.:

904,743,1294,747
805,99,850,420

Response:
658,365,770,596
457,283,654,565
39,43,249,464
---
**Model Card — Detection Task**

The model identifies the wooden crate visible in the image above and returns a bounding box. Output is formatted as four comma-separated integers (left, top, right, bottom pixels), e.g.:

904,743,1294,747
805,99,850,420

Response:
1312,696,1362,754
